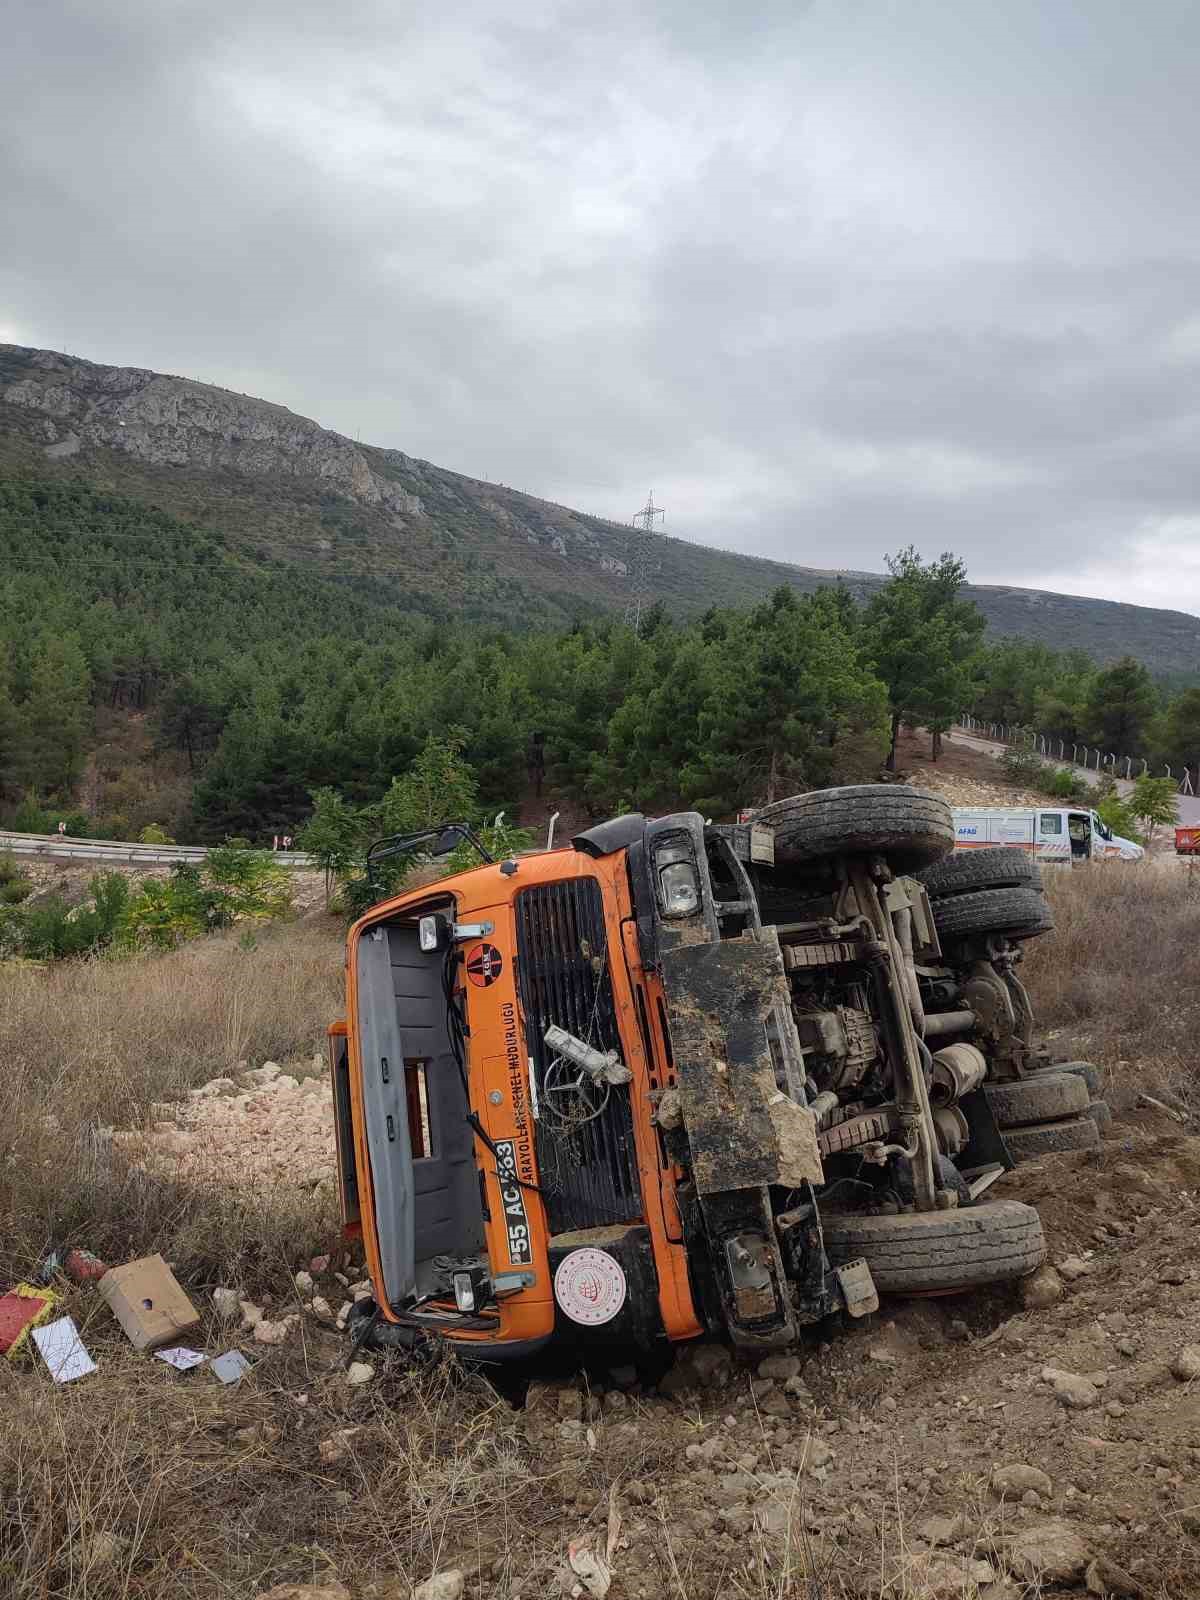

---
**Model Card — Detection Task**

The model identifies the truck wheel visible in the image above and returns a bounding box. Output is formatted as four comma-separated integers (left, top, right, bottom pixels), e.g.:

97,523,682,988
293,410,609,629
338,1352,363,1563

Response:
763,786,955,872
918,846,1043,899
1001,1116,1100,1161
820,1199,1046,1293
931,886,1053,943
984,1072,1089,1128
1032,1060,1103,1098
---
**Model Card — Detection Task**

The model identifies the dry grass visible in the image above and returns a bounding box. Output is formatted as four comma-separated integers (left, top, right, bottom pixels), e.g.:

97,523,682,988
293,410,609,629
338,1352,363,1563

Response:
0,1333,545,1600
0,922,345,1286
4,868,1193,1599
1023,859,1200,1113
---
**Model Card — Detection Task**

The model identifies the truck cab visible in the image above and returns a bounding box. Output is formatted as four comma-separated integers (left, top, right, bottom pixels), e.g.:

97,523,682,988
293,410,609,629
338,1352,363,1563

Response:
329,793,1046,1363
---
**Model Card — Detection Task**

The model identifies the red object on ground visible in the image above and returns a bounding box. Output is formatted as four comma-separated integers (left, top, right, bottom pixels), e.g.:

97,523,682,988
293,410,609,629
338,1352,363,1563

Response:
1176,826,1200,855
0,1286,56,1358
63,1248,109,1284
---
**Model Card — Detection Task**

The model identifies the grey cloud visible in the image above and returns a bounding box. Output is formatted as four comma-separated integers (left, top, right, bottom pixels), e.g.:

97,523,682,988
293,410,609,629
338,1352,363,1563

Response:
5,1,1200,610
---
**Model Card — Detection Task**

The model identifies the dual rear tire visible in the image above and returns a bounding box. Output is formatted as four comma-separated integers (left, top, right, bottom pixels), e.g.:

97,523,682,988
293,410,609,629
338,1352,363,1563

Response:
984,1065,1109,1160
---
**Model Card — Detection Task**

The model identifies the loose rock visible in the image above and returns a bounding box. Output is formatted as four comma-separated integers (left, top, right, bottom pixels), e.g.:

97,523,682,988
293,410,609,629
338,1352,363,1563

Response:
346,1361,375,1386
412,1572,465,1600
1086,1554,1143,1597
212,1286,241,1321
1005,1520,1091,1584
992,1463,1053,1498
1045,1369,1099,1410
1020,1266,1064,1309
757,1353,802,1380
1058,1255,1093,1282
1169,1345,1200,1381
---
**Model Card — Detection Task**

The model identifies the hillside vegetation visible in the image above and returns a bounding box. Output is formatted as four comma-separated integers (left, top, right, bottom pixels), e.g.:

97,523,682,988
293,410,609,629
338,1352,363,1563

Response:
5,342,1200,671
3,471,1199,860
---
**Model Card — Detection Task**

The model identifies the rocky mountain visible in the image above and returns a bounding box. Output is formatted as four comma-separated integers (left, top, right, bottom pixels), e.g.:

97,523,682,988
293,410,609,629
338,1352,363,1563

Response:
4,341,1199,669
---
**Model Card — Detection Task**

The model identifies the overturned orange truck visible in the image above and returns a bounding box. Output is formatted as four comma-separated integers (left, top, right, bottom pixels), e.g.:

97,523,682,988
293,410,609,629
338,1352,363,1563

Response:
328,788,1047,1362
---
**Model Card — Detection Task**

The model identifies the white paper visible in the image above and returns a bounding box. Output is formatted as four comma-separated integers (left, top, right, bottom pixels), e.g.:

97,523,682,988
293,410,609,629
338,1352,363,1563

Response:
211,1349,252,1384
32,1316,96,1382
156,1345,206,1371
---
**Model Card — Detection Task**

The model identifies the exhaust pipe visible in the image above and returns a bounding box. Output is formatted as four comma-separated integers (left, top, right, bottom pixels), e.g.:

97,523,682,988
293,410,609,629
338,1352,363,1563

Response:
929,1043,988,1107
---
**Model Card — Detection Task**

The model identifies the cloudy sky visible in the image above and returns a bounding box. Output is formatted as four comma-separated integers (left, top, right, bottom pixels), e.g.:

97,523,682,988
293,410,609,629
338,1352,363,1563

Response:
6,0,1200,613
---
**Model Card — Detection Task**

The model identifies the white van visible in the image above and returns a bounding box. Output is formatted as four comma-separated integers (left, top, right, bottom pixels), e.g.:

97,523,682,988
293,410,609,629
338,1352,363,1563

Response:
951,807,1144,866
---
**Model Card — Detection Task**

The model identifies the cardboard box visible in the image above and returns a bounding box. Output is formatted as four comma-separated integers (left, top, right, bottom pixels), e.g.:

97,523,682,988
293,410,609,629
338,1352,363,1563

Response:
98,1254,200,1352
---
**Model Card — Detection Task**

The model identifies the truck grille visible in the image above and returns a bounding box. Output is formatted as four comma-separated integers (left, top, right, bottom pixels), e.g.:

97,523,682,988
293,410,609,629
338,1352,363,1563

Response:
515,879,641,1232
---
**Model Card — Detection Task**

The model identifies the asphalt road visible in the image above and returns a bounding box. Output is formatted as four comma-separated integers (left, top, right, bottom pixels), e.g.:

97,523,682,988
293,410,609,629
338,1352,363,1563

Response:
949,729,1200,828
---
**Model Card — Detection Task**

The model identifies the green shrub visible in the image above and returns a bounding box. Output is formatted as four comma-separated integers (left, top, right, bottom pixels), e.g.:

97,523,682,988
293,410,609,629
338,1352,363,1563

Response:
119,876,209,950
9,795,52,834
0,853,31,904
16,874,129,961
999,747,1047,786
1048,766,1090,801
1095,794,1143,844
138,823,175,845
204,847,292,921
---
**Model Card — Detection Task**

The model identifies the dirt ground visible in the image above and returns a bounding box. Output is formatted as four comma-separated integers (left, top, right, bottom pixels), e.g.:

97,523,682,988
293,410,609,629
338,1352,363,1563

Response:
892,728,1051,811
80,1055,1197,1600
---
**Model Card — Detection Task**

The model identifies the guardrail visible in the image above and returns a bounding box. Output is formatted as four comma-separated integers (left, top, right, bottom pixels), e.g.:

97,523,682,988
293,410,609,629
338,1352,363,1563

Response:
0,831,314,868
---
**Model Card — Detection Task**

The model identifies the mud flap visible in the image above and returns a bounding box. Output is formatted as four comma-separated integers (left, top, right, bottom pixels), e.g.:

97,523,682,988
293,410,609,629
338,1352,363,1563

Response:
957,1086,1016,1175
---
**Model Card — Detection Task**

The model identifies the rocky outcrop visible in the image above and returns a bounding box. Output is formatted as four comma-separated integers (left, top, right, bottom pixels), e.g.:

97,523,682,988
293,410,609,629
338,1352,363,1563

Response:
1,346,424,517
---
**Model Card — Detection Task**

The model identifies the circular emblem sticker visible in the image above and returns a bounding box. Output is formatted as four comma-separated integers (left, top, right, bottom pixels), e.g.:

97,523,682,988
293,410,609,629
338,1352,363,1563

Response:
554,1248,627,1326
466,942,504,987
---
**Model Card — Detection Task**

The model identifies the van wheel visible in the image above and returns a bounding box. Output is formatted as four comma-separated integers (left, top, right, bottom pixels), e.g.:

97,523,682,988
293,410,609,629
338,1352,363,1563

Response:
820,1199,1046,1293
1001,1116,1100,1161
931,886,1054,944
762,786,955,872
984,1072,1089,1128
918,846,1043,899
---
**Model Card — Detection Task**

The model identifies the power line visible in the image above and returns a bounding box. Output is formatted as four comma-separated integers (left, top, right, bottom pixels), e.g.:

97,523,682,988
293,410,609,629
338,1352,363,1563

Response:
624,491,664,637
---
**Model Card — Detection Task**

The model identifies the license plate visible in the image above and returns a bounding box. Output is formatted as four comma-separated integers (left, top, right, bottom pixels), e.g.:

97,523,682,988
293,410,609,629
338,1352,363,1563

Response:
494,1139,532,1265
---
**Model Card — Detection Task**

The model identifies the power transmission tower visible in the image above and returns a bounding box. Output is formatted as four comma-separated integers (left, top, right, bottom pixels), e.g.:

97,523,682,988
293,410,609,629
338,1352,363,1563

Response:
624,491,665,635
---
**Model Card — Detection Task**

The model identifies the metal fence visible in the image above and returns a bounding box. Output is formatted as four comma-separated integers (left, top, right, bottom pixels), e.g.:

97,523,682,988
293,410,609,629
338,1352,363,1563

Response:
956,717,1196,796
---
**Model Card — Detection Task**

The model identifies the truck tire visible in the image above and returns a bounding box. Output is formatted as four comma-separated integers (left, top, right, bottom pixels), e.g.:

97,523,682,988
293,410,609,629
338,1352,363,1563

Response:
764,786,954,872
931,886,1054,943
1033,1060,1103,1098
984,1072,1090,1128
820,1199,1046,1293
918,847,1043,899
1001,1116,1099,1161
